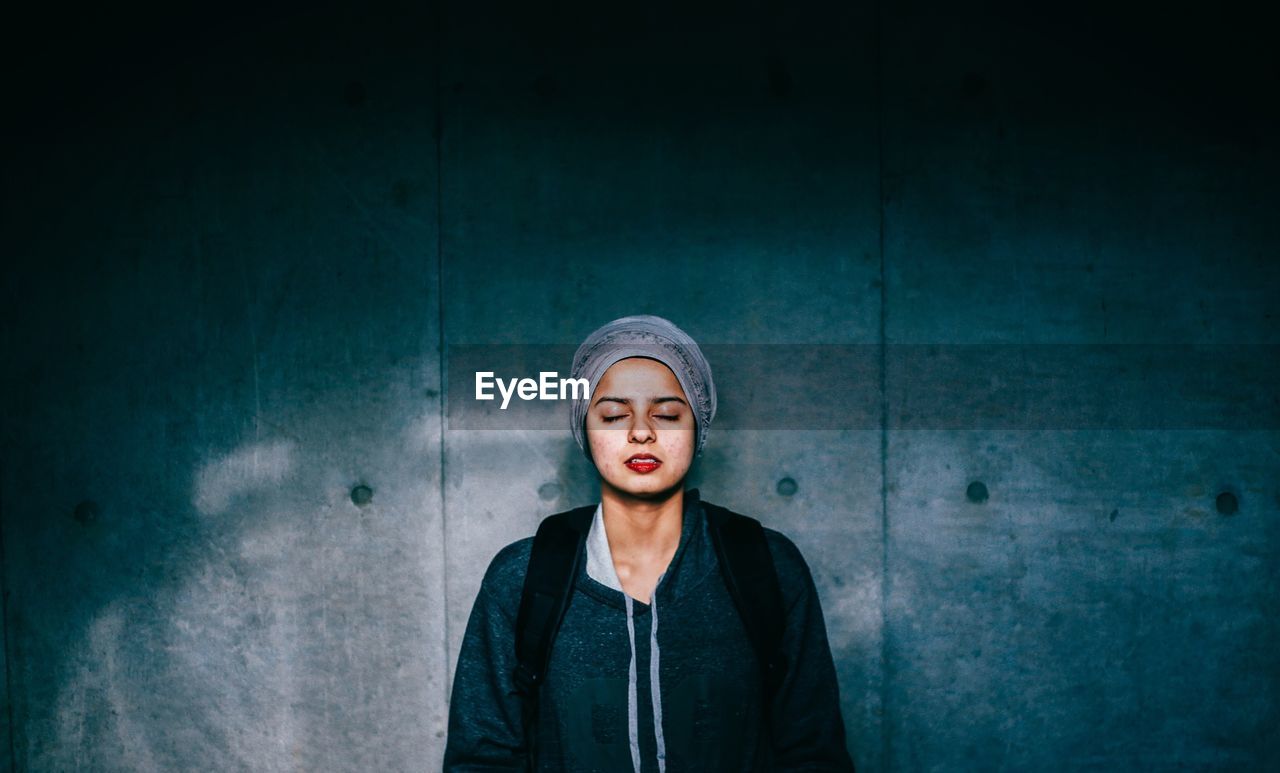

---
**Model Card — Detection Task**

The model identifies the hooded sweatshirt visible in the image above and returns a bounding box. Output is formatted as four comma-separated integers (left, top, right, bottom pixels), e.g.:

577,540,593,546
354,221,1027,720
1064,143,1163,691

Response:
443,488,856,772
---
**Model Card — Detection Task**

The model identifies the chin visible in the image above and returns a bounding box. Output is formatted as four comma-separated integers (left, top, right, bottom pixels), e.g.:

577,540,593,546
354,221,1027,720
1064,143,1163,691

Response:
607,474,684,498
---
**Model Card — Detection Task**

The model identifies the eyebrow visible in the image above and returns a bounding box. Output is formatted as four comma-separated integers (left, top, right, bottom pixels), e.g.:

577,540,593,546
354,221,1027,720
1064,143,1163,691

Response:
592,396,689,408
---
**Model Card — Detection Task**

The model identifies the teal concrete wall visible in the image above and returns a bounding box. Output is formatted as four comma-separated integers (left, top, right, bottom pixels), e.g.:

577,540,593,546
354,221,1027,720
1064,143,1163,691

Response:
2,0,1276,770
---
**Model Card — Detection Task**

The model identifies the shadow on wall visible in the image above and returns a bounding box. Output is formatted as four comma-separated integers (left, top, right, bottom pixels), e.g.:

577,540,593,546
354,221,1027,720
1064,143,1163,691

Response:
1,2,452,768
10,403,447,769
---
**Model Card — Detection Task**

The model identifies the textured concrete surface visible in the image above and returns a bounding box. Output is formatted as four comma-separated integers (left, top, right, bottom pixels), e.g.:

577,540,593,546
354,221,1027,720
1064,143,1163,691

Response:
879,3,1279,769
2,1,1277,771
3,4,447,771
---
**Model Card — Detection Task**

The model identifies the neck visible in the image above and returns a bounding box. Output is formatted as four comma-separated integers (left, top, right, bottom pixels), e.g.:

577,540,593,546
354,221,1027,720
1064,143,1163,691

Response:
599,482,684,562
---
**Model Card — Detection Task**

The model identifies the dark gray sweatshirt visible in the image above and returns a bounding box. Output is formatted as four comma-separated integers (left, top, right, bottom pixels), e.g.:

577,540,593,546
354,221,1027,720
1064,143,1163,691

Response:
443,488,857,772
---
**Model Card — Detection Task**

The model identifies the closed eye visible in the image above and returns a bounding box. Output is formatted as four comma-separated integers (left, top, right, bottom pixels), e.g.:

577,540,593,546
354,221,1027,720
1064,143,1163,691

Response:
601,415,681,423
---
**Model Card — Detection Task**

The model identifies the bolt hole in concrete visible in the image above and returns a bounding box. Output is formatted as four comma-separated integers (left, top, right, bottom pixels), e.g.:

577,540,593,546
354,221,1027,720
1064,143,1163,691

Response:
351,484,374,507
966,481,989,504
1215,491,1239,515
776,477,798,497
72,499,100,524
538,481,562,501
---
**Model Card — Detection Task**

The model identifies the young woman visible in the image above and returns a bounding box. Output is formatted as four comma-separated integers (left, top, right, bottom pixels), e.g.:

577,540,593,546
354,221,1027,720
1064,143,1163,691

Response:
444,315,855,772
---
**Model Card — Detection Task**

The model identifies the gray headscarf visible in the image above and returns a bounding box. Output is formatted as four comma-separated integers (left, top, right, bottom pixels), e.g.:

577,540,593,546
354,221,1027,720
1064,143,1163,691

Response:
569,314,717,462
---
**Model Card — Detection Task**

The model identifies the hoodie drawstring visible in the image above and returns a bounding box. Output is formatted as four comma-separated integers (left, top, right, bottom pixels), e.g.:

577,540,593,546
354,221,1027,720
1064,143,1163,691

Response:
650,578,667,772
588,504,669,773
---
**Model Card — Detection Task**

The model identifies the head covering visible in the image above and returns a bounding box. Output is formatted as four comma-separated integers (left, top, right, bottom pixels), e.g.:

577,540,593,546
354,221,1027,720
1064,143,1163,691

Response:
569,314,716,462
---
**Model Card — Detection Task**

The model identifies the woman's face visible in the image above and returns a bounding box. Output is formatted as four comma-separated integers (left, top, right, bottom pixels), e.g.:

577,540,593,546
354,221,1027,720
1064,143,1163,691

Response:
585,357,696,499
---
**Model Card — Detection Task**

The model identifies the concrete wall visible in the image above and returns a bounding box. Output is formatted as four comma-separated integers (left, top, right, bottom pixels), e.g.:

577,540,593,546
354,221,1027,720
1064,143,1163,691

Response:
2,1,1276,770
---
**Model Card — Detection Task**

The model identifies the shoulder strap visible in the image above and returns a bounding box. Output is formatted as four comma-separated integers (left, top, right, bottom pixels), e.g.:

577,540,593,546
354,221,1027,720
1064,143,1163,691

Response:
703,500,790,703
511,504,594,767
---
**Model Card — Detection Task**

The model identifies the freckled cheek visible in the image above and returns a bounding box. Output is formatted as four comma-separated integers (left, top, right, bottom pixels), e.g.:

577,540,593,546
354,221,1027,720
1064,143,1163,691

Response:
588,434,626,467
667,427,694,450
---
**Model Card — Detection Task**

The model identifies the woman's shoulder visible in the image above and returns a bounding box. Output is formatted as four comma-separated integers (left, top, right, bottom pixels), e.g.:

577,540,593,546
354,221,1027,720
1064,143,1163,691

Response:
758,525,808,570
487,535,534,577
702,497,819,610
760,525,817,586
755,525,828,616
477,502,594,616
702,498,809,569
486,536,535,584
476,536,535,621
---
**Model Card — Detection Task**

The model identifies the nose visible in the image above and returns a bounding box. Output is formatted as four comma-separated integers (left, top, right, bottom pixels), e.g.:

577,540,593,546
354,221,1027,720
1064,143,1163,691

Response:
628,414,656,443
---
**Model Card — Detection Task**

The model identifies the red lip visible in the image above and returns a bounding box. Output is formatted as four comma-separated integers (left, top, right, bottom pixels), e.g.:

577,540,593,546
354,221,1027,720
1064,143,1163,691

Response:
625,455,662,473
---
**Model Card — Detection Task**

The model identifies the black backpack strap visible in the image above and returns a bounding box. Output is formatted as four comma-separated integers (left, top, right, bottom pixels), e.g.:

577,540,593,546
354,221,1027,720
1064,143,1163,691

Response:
703,500,789,703
511,504,595,769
